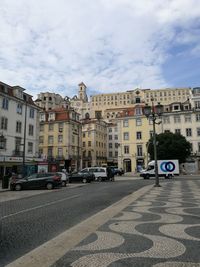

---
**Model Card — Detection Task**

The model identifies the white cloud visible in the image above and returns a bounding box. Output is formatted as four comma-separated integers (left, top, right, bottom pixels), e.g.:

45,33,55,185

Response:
0,0,200,98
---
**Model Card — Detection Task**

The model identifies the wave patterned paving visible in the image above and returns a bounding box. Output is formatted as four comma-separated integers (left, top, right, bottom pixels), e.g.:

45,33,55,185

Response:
53,180,200,267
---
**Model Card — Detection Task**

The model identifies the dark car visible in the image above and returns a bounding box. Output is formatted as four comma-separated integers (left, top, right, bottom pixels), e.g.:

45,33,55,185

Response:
10,172,62,191
68,171,94,183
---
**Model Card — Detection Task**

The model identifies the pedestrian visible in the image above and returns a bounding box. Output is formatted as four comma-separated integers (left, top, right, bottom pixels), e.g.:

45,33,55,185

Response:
107,167,115,181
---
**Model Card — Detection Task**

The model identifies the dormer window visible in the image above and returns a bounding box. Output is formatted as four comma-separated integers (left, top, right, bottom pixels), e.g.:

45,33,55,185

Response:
39,113,45,122
48,112,55,121
173,104,180,111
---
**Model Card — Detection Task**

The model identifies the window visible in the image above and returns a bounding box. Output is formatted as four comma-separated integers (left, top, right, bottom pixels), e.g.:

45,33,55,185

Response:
29,108,34,118
2,98,9,110
48,147,53,157
136,118,142,126
15,137,21,151
185,115,191,122
124,145,129,154
109,143,112,149
83,133,86,138
40,113,45,121
48,136,54,144
28,142,33,153
114,135,118,140
58,135,63,143
174,115,181,123
196,114,200,121
109,135,112,140
175,129,181,134
137,145,143,156
1,117,8,130
58,122,63,132
29,124,34,136
109,128,112,132
58,148,63,156
163,116,170,124
17,103,22,114
123,119,129,127
173,105,180,111
83,141,85,147
123,132,129,140
190,142,193,152
49,124,54,131
88,141,91,147
39,124,44,132
109,151,113,157
197,128,200,136
0,135,6,149
136,131,142,139
16,121,22,133
115,143,118,148
135,107,142,115
186,128,192,137
198,142,200,152
195,101,200,109
39,136,44,144
115,151,118,157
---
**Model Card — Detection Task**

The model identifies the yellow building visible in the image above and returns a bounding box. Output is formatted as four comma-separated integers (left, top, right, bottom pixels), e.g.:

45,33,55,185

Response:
38,107,82,172
82,118,107,167
117,105,152,172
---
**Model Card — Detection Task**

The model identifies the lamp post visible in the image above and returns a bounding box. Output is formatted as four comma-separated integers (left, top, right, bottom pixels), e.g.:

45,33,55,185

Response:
143,98,163,187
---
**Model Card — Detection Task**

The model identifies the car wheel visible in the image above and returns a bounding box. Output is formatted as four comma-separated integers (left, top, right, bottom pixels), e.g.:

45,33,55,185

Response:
15,184,22,191
46,183,53,190
98,177,102,182
82,178,87,183
62,181,66,187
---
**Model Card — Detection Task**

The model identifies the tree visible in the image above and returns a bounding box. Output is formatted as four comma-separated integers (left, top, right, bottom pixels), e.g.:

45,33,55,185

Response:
148,132,191,163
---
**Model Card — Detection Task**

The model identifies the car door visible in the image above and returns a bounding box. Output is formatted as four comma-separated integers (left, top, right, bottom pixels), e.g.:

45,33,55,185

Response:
70,172,82,182
25,173,38,189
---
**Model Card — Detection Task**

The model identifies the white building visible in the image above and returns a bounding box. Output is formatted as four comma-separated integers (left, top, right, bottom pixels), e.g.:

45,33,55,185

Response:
0,82,40,177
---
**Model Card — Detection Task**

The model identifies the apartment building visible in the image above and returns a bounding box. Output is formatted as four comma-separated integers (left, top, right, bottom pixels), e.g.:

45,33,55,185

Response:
90,87,191,121
82,118,107,168
38,107,82,172
0,82,40,177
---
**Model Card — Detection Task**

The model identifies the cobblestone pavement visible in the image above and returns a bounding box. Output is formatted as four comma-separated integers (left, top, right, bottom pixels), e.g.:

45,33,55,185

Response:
52,180,200,267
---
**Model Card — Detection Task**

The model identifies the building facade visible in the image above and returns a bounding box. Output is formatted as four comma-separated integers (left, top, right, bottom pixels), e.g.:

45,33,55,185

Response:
0,82,40,177
82,118,107,168
38,107,82,172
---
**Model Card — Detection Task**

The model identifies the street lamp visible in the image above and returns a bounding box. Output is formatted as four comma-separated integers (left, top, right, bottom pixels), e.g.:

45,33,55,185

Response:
143,98,163,187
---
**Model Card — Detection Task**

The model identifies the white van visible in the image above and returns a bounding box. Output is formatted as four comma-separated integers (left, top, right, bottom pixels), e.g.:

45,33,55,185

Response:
80,167,107,181
140,160,179,179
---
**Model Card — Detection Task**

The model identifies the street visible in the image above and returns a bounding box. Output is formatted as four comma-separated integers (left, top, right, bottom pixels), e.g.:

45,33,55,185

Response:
0,178,153,266
1,176,200,267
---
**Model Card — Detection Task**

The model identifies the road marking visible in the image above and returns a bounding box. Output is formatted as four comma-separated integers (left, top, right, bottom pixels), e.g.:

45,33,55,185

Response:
2,194,81,220
6,185,153,267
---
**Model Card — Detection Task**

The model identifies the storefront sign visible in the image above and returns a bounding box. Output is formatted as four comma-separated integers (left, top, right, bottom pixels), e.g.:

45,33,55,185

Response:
5,157,23,162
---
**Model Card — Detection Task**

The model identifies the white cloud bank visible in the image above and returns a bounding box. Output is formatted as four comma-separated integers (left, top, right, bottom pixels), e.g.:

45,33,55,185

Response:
0,0,200,98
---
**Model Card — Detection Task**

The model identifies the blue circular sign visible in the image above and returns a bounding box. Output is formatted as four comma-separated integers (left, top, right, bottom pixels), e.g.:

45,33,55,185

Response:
160,161,175,172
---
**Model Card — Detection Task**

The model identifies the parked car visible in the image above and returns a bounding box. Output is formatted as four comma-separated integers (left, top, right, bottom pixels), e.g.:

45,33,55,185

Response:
80,167,107,181
68,171,94,183
57,172,69,187
10,172,62,191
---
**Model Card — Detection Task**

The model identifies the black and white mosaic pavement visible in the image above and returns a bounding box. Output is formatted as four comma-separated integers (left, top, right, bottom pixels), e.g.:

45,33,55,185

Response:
52,180,200,267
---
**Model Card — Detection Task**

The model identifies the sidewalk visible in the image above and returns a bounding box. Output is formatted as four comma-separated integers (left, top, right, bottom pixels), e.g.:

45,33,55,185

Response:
54,179,200,267
8,178,200,267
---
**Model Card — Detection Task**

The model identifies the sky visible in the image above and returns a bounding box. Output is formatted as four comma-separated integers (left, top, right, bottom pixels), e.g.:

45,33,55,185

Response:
0,0,200,99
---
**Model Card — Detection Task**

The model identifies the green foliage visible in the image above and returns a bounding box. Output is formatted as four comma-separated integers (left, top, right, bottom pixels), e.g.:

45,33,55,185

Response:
148,132,191,163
